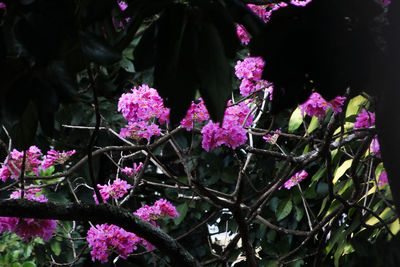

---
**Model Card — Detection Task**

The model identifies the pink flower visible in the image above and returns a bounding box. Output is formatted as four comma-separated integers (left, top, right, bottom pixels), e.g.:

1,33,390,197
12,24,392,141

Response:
235,57,265,81
370,136,381,158
0,2,6,10
236,24,250,45
300,92,330,119
87,224,140,263
201,122,225,152
290,0,312,7
118,1,128,11
120,121,161,141
263,129,281,144
1,146,42,182
354,109,375,129
0,189,56,241
180,98,210,131
94,178,131,203
378,171,388,187
41,149,75,170
121,162,143,177
282,170,308,189
330,96,346,115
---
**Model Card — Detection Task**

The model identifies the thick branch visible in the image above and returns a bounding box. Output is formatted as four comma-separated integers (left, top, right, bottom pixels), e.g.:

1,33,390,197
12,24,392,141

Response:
0,199,201,267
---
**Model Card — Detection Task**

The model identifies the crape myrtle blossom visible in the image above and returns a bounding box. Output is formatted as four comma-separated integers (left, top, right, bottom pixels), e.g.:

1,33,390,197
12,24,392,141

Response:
41,149,76,170
281,170,308,189
0,189,57,242
370,136,381,158
354,109,375,129
93,178,131,204
180,98,210,131
378,171,388,187
201,101,254,151
118,85,169,141
263,129,282,144
300,93,346,119
235,56,272,98
0,147,75,182
121,162,143,177
88,199,179,262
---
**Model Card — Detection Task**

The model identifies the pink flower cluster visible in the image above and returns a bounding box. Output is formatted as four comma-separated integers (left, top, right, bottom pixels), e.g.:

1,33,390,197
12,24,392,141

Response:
87,223,140,263
282,170,308,189
41,149,76,170
378,171,388,187
236,25,250,45
0,2,5,10
94,178,131,204
87,199,178,262
118,1,128,11
180,98,210,131
354,109,375,129
201,101,253,151
0,146,42,182
235,57,272,97
118,85,169,141
263,129,281,144
0,146,75,182
121,162,143,177
0,189,57,241
300,93,346,119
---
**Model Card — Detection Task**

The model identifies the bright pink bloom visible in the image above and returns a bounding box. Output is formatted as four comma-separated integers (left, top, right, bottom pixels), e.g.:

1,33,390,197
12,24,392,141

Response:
330,96,346,115
0,146,42,182
378,171,388,187
282,170,308,189
41,149,75,170
120,121,161,141
290,0,312,7
201,122,224,152
121,162,143,177
263,129,281,144
300,92,330,119
235,57,265,81
118,1,128,11
0,2,6,10
180,98,210,130
87,224,140,263
354,109,375,129
236,24,251,45
94,178,131,203
0,189,56,241
370,136,381,158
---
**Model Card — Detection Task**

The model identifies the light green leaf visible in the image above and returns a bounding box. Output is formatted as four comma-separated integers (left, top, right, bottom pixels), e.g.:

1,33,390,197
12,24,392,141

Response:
288,107,303,133
312,167,326,182
276,199,293,221
294,206,304,222
307,116,319,134
365,207,394,226
50,241,61,256
21,262,36,267
345,95,367,118
333,159,353,184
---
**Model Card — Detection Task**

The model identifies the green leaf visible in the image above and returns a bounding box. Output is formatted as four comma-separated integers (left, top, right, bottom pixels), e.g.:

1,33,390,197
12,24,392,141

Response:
333,159,353,184
12,263,21,267
21,262,36,267
312,166,326,182
174,203,188,225
294,205,304,222
307,116,319,134
119,57,135,73
345,95,367,118
50,240,61,256
276,198,292,221
288,107,303,133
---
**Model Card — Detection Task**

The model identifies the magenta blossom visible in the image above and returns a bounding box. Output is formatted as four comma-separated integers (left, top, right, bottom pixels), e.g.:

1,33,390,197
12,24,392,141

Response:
263,129,281,144
94,178,131,203
0,189,56,241
378,171,388,187
370,136,381,158
354,109,375,129
235,57,265,81
282,170,308,189
121,162,143,177
330,96,346,114
41,149,75,170
236,25,250,45
300,93,330,119
180,98,210,131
